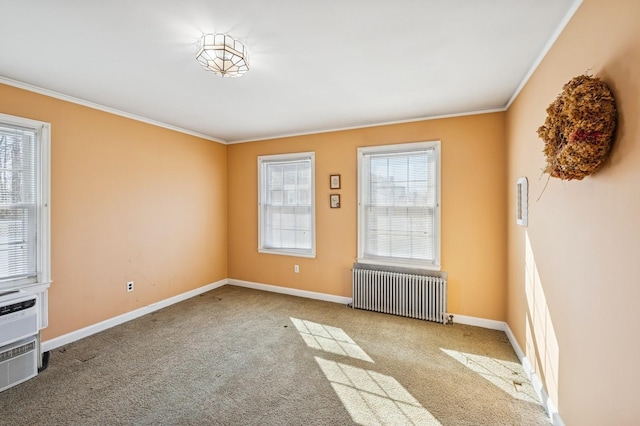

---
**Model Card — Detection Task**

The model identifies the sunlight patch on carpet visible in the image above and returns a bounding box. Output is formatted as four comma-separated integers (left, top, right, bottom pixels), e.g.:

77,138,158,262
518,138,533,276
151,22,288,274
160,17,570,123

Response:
315,357,441,426
440,349,539,404
290,317,374,362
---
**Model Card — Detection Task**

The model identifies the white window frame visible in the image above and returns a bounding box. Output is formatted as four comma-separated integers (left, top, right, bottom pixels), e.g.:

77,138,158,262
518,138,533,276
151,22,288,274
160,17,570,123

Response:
357,141,441,271
0,113,51,291
258,152,316,258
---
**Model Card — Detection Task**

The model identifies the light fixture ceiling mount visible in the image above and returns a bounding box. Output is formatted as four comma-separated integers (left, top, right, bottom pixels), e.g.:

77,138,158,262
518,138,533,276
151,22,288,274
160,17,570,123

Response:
195,33,249,78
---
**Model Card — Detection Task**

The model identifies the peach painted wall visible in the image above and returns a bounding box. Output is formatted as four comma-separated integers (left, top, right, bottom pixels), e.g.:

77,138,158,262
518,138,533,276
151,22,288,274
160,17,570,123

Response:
506,0,640,423
0,83,228,341
228,113,508,321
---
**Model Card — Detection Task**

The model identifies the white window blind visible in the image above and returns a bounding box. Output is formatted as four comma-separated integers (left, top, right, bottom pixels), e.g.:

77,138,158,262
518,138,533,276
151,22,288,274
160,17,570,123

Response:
0,123,37,283
258,152,315,257
358,142,440,269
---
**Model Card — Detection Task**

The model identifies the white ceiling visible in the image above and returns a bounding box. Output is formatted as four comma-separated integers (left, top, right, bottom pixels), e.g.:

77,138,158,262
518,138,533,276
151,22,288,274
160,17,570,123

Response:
0,0,580,143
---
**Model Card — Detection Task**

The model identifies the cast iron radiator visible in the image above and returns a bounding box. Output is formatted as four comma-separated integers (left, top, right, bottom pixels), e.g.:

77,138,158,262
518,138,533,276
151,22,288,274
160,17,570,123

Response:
352,266,447,324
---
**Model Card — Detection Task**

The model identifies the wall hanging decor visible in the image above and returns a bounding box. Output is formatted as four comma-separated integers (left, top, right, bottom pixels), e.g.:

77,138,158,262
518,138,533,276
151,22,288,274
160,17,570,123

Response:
516,177,528,226
537,74,616,181
330,194,341,208
329,174,341,189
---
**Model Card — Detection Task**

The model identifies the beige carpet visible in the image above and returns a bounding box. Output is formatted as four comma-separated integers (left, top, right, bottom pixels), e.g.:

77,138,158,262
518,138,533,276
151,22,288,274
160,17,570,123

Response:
0,285,549,425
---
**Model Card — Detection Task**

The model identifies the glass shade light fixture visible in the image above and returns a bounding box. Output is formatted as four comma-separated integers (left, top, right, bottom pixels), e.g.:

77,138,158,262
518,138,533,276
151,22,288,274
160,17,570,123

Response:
196,33,249,77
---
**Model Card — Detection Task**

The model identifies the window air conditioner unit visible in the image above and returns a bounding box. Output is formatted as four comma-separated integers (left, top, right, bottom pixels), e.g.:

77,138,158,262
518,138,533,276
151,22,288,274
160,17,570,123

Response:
0,292,39,392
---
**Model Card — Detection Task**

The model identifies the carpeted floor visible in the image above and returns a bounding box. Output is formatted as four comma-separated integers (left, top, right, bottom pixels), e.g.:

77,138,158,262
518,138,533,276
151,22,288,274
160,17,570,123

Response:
0,285,550,425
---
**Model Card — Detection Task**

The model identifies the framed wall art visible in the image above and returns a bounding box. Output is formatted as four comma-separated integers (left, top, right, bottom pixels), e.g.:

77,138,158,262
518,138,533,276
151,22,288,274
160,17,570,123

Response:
516,177,528,226
330,194,341,208
330,174,341,189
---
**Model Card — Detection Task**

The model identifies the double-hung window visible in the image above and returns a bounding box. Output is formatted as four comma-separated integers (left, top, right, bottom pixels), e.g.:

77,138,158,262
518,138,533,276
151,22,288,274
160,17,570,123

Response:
0,113,50,290
258,152,315,258
357,141,440,270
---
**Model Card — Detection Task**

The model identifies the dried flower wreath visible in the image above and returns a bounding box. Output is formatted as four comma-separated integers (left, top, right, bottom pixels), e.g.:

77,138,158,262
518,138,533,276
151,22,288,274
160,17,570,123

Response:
537,74,616,180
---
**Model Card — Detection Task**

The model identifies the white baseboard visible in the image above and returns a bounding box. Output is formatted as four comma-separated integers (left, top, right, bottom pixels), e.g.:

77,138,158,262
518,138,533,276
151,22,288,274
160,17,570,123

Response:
447,313,506,331
227,278,353,305
41,279,227,352
504,324,564,426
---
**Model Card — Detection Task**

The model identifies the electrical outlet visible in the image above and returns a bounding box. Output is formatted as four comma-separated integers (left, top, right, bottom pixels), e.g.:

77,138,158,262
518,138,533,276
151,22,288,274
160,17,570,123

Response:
294,265,300,273
127,281,134,292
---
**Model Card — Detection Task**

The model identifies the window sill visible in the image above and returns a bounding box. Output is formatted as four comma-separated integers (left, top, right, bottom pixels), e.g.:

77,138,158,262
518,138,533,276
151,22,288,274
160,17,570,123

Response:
258,248,316,259
356,258,441,272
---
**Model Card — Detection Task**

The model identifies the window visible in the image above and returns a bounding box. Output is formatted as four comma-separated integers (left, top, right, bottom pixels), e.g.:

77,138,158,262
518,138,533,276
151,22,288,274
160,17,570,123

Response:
258,152,315,258
0,113,50,289
357,141,440,270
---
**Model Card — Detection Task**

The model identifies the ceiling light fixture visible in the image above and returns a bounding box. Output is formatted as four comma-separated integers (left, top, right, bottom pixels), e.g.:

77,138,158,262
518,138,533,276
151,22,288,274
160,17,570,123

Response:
195,33,249,78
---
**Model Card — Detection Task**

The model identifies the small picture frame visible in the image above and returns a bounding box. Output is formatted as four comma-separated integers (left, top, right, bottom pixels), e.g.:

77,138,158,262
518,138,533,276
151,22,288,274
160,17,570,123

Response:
330,174,341,189
330,194,341,208
516,177,528,226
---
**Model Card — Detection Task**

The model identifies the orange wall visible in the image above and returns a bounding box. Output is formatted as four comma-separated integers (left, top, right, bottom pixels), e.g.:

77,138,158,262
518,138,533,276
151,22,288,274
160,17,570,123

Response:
506,0,640,423
228,113,508,321
0,84,228,340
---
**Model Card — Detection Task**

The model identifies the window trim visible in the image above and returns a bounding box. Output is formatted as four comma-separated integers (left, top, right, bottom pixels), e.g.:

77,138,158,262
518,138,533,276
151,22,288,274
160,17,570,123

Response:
357,141,441,271
257,151,316,258
0,113,51,290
